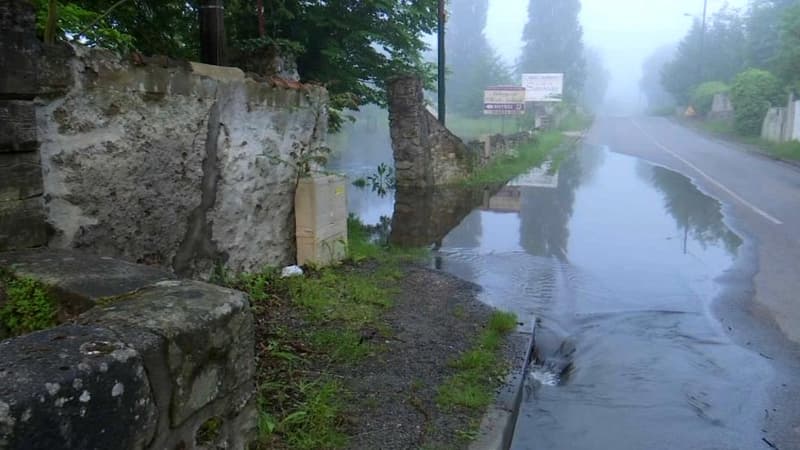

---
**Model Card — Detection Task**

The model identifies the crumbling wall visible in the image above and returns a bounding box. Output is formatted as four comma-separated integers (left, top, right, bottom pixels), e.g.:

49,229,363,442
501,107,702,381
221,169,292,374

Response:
0,0,48,251
36,46,328,278
387,76,476,186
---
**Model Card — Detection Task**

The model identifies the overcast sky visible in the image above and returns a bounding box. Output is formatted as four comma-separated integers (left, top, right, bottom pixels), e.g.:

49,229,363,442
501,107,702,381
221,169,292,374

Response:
486,0,750,113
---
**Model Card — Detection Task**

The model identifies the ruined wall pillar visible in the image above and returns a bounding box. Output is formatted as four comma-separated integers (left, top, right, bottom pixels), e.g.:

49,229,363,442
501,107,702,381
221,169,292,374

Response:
0,0,48,250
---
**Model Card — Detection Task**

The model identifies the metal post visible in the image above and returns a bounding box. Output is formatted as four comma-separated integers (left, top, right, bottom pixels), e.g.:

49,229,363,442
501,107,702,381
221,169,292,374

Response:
199,0,226,66
437,0,446,126
699,0,708,82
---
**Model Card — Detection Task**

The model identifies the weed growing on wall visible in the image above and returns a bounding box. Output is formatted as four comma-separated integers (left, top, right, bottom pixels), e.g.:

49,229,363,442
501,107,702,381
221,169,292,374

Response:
0,275,57,336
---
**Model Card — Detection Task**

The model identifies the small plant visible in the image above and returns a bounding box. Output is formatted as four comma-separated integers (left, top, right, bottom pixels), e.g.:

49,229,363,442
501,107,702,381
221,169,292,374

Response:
351,177,368,188
366,163,396,197
0,276,57,336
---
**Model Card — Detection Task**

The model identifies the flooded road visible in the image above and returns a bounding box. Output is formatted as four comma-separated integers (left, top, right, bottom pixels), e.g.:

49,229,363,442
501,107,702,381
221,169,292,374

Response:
336,141,784,449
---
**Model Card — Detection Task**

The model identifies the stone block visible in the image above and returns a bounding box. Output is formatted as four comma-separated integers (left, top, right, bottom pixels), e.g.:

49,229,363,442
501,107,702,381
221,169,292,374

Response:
0,1,39,98
0,101,37,152
0,151,42,201
38,43,75,97
0,324,157,450
80,280,255,430
0,248,175,302
0,197,47,251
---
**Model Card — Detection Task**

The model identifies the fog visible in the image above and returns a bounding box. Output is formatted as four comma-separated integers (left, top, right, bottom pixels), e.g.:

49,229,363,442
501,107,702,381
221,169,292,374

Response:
487,0,749,115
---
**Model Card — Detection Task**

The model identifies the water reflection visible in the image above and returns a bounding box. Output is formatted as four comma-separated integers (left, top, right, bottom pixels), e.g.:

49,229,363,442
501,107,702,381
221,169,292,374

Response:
645,164,742,255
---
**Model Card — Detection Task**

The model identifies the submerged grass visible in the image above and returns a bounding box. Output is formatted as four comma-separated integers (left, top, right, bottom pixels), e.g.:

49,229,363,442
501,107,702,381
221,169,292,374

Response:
437,311,518,411
462,131,565,186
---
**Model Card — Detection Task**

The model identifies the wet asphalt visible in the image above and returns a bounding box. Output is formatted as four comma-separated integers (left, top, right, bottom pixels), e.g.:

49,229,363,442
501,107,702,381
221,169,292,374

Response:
336,116,800,449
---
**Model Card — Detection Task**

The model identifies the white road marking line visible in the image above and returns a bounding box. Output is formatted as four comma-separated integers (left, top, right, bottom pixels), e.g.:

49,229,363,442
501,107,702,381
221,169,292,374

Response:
631,119,784,226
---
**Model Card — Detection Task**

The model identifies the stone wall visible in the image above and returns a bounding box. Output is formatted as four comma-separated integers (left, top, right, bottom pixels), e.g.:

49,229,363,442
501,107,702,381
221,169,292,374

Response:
0,249,256,450
762,107,788,143
0,0,48,251
387,76,476,186
35,45,328,278
467,132,534,166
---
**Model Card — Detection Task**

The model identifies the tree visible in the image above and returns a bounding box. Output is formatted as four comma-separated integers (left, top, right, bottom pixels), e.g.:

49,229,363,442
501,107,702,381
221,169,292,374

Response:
661,7,747,104
446,0,512,116
775,3,800,88
745,0,797,70
33,1,440,130
640,44,676,110
518,0,585,101
581,47,609,112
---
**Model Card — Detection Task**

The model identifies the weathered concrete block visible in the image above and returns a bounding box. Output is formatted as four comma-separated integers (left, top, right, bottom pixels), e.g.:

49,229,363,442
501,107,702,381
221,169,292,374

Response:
38,43,76,97
0,151,42,200
0,197,47,251
0,324,157,450
80,280,256,448
0,101,38,152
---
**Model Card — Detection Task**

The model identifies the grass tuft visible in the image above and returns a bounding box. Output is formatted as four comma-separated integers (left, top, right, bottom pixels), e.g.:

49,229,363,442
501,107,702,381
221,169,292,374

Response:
0,275,57,336
437,311,518,412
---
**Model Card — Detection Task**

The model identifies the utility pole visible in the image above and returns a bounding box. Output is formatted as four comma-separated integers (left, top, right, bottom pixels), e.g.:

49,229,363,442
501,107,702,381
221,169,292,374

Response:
199,0,226,66
437,0,446,126
699,0,708,82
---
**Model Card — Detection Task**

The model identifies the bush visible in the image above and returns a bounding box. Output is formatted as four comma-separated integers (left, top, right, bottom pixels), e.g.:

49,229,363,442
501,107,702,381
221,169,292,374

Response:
690,81,729,117
729,69,785,136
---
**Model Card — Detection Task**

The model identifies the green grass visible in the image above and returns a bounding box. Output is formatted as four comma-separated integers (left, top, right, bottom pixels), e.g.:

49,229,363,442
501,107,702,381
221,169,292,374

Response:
696,119,800,161
225,215,429,449
446,115,530,140
559,111,594,131
437,311,518,412
462,131,565,186
0,275,57,336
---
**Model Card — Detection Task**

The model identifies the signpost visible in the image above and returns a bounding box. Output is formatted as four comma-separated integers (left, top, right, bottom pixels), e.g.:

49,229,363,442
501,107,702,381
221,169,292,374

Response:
484,86,526,134
521,73,564,102
484,86,526,115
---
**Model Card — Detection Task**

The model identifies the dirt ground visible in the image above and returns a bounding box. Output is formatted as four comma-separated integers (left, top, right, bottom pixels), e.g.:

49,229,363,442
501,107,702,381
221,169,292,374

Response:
251,263,521,450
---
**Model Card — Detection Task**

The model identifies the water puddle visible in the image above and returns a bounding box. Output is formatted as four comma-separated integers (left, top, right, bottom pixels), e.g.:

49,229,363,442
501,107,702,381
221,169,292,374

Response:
336,143,772,450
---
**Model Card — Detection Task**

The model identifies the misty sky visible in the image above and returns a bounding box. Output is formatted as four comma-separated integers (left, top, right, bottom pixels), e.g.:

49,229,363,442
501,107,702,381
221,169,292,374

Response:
486,0,749,112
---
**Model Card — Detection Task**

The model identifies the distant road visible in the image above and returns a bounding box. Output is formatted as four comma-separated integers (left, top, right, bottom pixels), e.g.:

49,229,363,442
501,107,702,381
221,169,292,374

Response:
588,115,800,346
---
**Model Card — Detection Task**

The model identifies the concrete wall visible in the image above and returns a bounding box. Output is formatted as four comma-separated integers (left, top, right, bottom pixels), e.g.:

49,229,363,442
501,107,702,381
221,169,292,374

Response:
762,107,787,143
387,76,476,186
35,45,328,278
0,0,49,251
0,249,256,450
708,93,734,121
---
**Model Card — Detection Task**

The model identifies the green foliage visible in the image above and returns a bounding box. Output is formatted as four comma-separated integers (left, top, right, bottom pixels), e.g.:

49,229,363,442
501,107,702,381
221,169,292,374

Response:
446,115,531,140
437,311,517,411
519,0,585,101
257,380,347,450
776,4,800,86
661,7,748,103
346,215,428,264
463,131,566,186
745,0,797,70
0,277,57,336
690,81,730,116
730,68,784,135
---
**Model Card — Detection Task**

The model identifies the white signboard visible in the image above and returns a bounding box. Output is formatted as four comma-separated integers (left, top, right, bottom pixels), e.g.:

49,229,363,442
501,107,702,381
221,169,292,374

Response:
521,73,564,102
484,86,526,115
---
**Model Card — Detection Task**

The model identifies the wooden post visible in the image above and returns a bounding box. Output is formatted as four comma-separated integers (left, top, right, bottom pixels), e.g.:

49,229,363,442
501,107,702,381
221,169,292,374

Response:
199,0,226,65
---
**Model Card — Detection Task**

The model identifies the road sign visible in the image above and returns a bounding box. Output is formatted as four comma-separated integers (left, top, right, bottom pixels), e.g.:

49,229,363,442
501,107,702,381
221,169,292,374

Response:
521,73,564,102
484,86,526,115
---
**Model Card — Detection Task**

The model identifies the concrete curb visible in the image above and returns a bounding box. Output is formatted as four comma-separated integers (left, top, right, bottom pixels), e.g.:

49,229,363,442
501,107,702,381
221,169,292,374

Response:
469,321,537,450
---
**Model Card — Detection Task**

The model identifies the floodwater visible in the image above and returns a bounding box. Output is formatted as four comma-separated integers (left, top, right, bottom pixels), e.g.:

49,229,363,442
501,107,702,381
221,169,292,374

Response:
335,143,775,449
